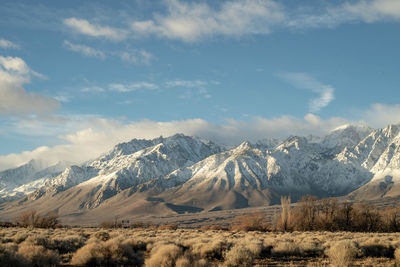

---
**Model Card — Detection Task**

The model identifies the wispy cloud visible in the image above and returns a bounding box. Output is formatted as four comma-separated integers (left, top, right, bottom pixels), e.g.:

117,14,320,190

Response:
62,40,153,65
63,17,127,41
130,0,285,42
53,95,71,103
0,55,59,115
59,1,400,44
109,82,159,92
81,86,105,93
63,40,105,59
165,79,208,88
0,38,19,49
2,102,400,170
165,79,217,99
286,0,400,29
279,72,335,113
116,50,154,65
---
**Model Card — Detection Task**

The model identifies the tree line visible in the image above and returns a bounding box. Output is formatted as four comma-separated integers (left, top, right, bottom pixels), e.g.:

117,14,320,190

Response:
276,195,400,232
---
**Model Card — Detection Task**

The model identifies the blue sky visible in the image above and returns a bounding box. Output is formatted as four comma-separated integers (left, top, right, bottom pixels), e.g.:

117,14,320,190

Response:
0,0,400,169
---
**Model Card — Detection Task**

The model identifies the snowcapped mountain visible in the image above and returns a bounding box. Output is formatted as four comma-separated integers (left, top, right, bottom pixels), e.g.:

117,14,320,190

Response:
320,124,373,155
29,134,223,208
3,123,400,223
0,160,69,202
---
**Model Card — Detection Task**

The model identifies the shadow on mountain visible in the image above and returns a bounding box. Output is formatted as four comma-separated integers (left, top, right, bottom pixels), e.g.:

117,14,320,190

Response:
165,203,203,214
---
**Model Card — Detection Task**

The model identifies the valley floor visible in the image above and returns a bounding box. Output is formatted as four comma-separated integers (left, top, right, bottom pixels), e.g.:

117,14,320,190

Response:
0,227,399,266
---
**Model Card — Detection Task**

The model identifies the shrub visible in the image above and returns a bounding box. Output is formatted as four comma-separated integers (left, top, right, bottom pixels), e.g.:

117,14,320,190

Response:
395,247,400,266
145,244,183,267
94,231,110,241
230,212,270,232
17,242,59,266
15,210,59,228
0,243,28,267
49,234,87,254
326,240,360,267
192,239,230,260
271,240,301,256
157,224,178,231
71,238,144,266
224,245,254,267
199,225,229,231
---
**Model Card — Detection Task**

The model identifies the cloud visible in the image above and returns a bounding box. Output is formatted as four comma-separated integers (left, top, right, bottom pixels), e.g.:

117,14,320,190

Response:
116,50,154,65
53,95,70,103
62,40,153,65
130,0,285,42
59,1,400,45
0,55,60,115
0,38,19,49
109,82,159,92
279,72,335,113
361,103,400,127
165,79,208,88
63,40,106,59
63,17,127,41
287,0,400,29
165,79,215,99
2,102,400,170
341,0,400,23
0,114,346,170
81,86,105,93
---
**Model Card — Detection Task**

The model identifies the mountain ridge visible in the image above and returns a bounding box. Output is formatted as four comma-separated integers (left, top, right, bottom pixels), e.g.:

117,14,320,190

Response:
1,123,400,224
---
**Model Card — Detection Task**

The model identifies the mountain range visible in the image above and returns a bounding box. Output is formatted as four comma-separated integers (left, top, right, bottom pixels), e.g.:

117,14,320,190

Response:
1,123,400,224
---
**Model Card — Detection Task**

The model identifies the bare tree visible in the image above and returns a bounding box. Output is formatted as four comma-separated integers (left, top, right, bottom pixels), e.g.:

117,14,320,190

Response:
277,195,292,231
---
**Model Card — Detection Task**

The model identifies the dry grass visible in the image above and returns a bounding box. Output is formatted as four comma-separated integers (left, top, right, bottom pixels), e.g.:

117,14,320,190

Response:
0,227,399,266
326,240,360,267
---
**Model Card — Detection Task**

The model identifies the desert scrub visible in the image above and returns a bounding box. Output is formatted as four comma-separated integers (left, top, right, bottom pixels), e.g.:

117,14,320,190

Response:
271,240,301,256
71,237,144,266
0,243,28,267
224,245,254,267
48,234,87,254
17,241,59,266
93,230,111,241
191,239,231,261
395,247,400,266
326,240,360,267
145,243,183,267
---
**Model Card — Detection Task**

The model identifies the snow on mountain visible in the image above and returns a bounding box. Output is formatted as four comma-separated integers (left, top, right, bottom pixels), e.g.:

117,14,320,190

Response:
156,135,372,210
4,122,400,220
29,134,223,208
0,160,69,202
320,124,374,155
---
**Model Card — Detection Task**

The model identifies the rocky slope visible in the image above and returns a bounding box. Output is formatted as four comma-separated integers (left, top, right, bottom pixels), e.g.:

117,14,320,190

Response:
1,123,400,223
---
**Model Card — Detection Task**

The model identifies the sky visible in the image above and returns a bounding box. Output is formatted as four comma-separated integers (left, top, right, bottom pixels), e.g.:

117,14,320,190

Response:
0,0,400,170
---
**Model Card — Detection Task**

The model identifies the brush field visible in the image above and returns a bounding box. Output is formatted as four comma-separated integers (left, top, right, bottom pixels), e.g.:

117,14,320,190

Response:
1,227,400,266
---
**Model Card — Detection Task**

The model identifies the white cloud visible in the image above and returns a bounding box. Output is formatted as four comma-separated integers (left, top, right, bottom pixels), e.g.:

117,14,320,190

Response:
287,0,400,29
81,86,105,93
63,40,106,59
2,102,400,170
342,0,400,23
361,103,400,127
0,55,60,115
0,38,19,49
60,1,400,44
109,82,159,92
117,49,154,65
279,72,335,113
165,79,208,88
53,95,70,103
63,17,127,41
165,79,215,99
130,0,285,42
0,114,345,170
